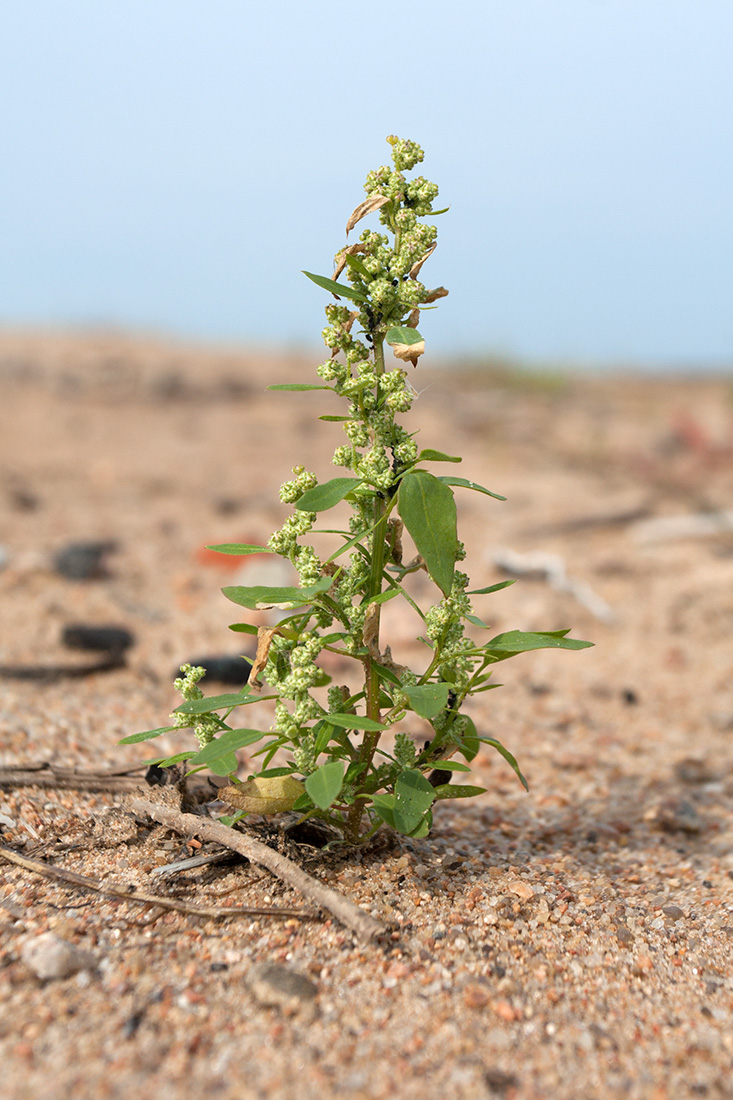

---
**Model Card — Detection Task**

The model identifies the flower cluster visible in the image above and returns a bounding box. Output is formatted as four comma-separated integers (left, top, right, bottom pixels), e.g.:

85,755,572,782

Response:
170,664,219,748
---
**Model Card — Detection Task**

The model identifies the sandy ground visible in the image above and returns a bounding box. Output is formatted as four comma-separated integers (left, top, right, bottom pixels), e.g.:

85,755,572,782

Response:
1,329,733,1100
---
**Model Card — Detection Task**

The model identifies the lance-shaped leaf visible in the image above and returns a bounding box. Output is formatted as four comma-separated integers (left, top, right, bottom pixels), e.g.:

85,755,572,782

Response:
189,728,265,766
325,712,387,732
432,784,487,800
222,576,334,610
268,383,333,391
174,690,252,716
295,477,363,512
305,760,345,810
438,476,506,501
401,682,452,719
483,629,594,661
118,726,175,745
398,470,457,596
466,580,516,595
205,543,272,556
393,768,436,835
479,736,529,791
416,449,461,463
302,270,367,303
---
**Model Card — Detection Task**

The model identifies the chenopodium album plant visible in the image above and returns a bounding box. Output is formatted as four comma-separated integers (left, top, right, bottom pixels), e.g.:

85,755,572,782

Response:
122,136,592,844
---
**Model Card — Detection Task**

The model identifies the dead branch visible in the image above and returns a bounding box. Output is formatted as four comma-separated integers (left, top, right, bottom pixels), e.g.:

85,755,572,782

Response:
129,797,388,943
0,845,316,922
0,765,143,793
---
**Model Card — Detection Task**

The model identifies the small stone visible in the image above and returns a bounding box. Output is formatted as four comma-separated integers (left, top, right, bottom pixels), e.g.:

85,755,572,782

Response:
662,905,685,920
178,655,252,685
247,962,318,1015
53,541,117,580
21,932,97,981
654,798,704,834
463,983,491,1009
615,926,634,946
506,880,535,902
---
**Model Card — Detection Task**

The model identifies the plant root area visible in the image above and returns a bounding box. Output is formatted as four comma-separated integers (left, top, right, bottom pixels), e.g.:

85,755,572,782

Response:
1,330,733,1100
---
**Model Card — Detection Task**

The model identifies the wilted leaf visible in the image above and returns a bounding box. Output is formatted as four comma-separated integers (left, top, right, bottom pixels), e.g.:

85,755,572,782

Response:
220,775,306,814
408,243,436,279
386,326,423,347
391,341,425,365
333,243,367,280
423,286,449,303
346,193,390,234
363,601,380,660
248,626,281,689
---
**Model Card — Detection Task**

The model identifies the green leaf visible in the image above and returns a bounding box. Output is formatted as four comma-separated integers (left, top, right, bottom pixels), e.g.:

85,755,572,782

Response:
398,470,457,596
319,415,352,422
228,623,258,635
370,793,396,829
205,543,272,555
402,682,452,719
189,728,265,765
416,449,461,463
267,383,333,391
385,326,423,346
303,270,367,303
207,752,240,777
429,760,472,772
393,768,436,835
456,715,480,762
466,613,491,628
372,662,402,687
118,726,175,745
438,476,506,501
479,737,529,791
485,630,594,659
174,691,251,715
364,587,400,606
343,252,372,279
222,576,334,610
326,712,387,732
466,580,516,595
305,760,345,810
143,751,197,767
432,784,487,800
295,477,363,512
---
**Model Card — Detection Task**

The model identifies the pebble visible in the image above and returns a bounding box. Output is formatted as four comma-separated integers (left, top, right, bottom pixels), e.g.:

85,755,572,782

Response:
21,933,97,981
53,541,118,580
62,624,135,654
247,962,318,1015
179,656,252,684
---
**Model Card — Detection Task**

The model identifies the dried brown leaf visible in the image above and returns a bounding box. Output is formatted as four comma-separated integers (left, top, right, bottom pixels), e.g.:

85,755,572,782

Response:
333,243,367,280
387,518,403,565
346,193,389,235
249,626,281,689
380,645,409,678
220,775,306,815
423,286,449,304
408,243,437,280
407,308,421,329
391,340,425,364
363,601,380,660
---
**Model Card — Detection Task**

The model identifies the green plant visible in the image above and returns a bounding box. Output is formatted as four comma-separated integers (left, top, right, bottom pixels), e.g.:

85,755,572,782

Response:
121,135,592,844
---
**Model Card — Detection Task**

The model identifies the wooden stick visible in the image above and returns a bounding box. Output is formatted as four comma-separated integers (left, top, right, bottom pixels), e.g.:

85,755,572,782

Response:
0,765,142,793
0,845,316,922
129,797,388,944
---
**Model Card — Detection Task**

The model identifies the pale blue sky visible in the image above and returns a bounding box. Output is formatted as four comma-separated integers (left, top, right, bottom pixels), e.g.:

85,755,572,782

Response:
0,1,731,366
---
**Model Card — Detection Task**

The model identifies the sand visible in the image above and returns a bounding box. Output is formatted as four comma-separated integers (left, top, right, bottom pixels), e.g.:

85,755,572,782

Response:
1,329,732,1100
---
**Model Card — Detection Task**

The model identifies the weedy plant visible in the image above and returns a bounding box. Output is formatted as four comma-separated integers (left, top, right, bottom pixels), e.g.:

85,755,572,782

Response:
121,136,592,844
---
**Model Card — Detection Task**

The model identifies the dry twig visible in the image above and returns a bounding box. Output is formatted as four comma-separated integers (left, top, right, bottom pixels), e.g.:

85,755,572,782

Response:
129,797,388,943
0,764,143,793
0,845,316,922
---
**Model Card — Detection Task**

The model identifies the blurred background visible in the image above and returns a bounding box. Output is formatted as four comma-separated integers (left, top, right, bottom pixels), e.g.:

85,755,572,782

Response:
1,0,731,369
